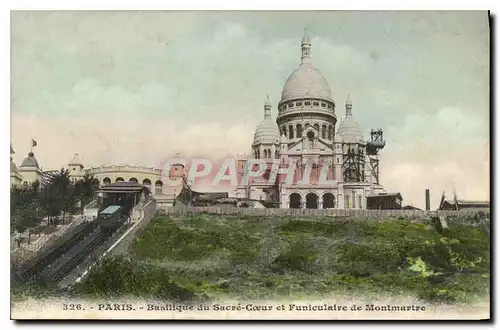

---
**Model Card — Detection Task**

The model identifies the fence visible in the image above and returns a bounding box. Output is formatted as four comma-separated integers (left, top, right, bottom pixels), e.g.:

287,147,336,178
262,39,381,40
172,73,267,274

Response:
33,215,86,253
108,198,158,256
165,206,490,220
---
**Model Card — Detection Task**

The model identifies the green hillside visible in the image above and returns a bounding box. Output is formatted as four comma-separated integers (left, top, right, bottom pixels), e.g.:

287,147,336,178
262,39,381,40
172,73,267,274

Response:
72,214,490,304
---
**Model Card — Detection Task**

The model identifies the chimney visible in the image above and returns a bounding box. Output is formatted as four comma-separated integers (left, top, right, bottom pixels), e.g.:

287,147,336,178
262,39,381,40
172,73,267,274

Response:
425,189,430,210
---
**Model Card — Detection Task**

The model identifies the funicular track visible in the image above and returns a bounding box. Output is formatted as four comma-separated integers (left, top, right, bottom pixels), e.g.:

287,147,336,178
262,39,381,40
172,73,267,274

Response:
14,204,133,286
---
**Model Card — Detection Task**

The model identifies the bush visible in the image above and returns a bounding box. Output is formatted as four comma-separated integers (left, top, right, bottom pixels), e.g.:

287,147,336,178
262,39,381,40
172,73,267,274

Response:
66,214,490,304
73,256,202,301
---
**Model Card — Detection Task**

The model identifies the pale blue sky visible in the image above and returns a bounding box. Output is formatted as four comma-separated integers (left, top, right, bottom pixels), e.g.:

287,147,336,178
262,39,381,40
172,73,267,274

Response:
10,11,490,207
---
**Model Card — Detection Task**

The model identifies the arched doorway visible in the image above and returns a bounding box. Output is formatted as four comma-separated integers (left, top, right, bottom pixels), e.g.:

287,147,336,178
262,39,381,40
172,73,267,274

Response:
103,177,111,185
306,192,319,209
116,177,124,183
289,193,301,209
129,177,138,183
155,180,163,195
322,193,335,209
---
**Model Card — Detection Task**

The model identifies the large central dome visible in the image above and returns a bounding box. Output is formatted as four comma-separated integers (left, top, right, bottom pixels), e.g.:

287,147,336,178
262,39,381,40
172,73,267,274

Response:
281,64,332,102
280,34,332,103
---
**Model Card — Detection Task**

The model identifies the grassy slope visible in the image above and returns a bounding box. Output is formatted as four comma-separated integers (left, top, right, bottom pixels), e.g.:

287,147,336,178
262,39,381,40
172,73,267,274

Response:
71,214,489,303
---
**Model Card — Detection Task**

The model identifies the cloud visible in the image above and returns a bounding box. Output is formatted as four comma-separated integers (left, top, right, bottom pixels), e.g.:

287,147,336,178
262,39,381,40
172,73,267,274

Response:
10,11,490,209
381,107,489,208
11,114,255,170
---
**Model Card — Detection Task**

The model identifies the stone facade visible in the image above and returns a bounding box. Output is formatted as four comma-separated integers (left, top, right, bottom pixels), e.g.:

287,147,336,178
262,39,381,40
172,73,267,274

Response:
10,151,187,206
234,34,385,209
10,33,387,211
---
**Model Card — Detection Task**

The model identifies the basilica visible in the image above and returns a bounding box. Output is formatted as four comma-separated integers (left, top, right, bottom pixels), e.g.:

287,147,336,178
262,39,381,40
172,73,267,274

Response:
234,33,387,209
10,34,389,210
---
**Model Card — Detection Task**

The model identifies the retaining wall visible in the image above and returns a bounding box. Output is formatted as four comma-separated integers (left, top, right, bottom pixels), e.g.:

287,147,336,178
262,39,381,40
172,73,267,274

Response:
109,199,158,256
165,206,490,220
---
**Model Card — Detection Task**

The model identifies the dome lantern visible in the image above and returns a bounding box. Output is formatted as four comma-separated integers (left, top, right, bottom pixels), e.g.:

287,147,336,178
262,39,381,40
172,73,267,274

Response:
345,94,353,116
301,28,312,64
264,95,272,119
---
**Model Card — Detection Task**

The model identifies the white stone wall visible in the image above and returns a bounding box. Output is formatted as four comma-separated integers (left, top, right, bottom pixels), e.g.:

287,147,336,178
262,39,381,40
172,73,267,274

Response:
11,172,22,187
17,168,41,186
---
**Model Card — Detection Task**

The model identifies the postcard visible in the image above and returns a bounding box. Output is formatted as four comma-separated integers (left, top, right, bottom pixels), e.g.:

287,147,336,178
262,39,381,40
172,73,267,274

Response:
10,10,490,320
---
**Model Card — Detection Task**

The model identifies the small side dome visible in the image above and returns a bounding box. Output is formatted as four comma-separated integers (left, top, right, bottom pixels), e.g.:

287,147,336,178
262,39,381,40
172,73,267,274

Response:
254,96,281,145
20,152,40,168
254,119,281,145
337,95,364,143
337,117,364,143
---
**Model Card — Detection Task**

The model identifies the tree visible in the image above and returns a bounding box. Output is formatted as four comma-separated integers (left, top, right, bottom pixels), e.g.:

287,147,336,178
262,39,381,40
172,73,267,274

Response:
15,201,42,245
39,168,73,226
75,173,99,212
11,183,43,246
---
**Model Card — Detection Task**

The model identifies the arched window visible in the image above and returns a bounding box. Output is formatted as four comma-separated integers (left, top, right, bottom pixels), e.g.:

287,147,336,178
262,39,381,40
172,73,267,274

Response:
306,193,319,209
129,177,138,183
275,150,279,159
314,123,320,133
296,124,302,138
352,191,356,208
282,126,287,137
358,195,363,209
116,177,124,183
322,125,327,139
103,177,111,185
142,178,151,187
289,193,301,209
288,125,294,139
155,180,163,195
328,125,333,140
345,195,350,209
322,193,335,209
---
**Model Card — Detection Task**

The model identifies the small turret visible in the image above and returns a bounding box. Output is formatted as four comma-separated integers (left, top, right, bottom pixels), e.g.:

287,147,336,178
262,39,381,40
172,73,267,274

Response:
68,153,85,181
